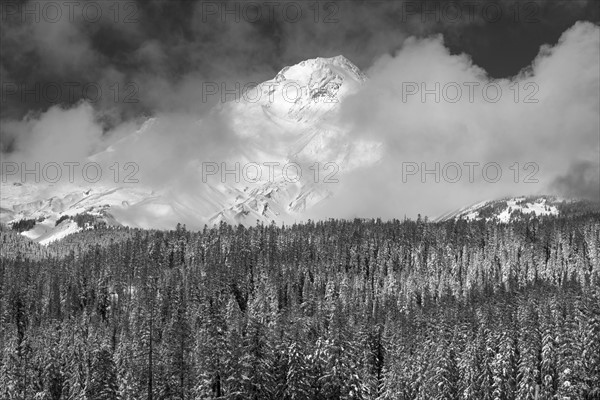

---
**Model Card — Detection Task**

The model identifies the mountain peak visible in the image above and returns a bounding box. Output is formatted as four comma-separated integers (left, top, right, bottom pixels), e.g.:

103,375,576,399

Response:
2,55,380,241
274,55,366,84
230,55,366,123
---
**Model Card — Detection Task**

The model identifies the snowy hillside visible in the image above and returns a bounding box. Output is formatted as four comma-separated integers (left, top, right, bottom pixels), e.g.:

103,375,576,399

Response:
1,56,382,243
434,195,599,223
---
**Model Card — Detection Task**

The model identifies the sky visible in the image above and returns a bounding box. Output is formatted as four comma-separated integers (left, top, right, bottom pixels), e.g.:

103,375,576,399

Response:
1,0,598,121
0,0,599,221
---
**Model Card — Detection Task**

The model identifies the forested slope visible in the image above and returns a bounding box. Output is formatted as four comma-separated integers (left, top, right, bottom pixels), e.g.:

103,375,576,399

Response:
1,215,599,399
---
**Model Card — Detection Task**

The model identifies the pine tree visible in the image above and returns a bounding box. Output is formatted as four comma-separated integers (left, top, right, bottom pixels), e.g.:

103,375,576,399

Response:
87,346,118,400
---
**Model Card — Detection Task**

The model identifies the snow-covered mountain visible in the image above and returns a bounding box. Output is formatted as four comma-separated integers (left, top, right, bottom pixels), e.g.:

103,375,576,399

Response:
1,56,382,244
435,195,599,223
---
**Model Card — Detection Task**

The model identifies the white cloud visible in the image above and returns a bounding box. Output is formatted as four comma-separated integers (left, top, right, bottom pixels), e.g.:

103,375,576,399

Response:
310,21,600,219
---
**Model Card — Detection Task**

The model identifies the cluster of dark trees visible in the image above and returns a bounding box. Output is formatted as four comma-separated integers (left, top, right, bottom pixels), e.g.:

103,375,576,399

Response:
1,213,599,399
53,213,106,229
6,212,104,230
9,219,37,233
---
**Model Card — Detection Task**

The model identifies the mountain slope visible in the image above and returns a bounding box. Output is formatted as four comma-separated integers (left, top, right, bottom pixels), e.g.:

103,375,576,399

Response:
1,56,382,243
436,195,600,223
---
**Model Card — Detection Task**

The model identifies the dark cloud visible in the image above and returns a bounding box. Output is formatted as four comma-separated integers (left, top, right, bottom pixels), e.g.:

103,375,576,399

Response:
552,161,600,201
1,0,597,123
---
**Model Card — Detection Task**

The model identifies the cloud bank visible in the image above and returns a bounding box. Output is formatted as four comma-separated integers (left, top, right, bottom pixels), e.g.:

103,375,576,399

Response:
0,0,598,222
310,21,599,219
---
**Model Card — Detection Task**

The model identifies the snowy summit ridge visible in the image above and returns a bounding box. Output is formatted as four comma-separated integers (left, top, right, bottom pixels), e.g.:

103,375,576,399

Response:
228,55,367,124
